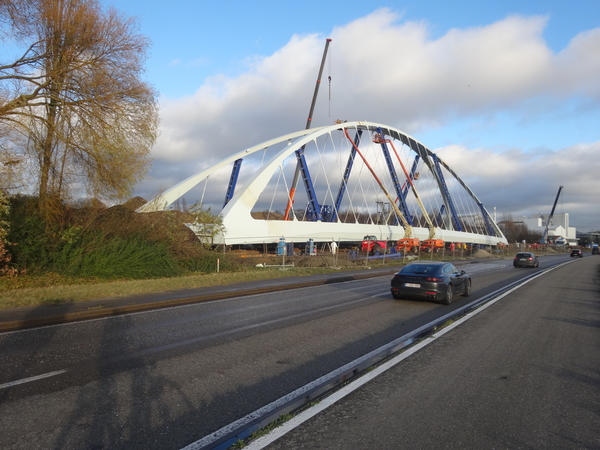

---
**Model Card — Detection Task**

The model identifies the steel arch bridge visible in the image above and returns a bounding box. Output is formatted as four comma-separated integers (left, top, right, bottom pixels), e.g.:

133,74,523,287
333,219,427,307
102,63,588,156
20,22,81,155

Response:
138,121,507,247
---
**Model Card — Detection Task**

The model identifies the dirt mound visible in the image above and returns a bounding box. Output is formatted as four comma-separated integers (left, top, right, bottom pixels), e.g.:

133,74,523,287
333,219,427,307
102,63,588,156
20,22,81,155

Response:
292,254,359,268
251,211,285,220
472,248,493,258
248,254,361,269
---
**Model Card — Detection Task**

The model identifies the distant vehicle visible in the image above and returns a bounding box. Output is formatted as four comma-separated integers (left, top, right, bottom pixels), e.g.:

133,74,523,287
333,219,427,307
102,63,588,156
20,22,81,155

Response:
390,261,471,305
361,235,390,254
592,247,600,255
513,252,539,268
570,248,583,258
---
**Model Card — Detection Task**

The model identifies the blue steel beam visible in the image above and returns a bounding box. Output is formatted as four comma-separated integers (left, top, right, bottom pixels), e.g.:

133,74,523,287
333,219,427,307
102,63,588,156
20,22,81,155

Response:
435,204,446,227
478,203,495,236
375,127,413,225
331,130,362,222
223,158,243,208
296,149,322,221
402,156,420,198
431,154,463,232
432,153,502,238
393,155,420,226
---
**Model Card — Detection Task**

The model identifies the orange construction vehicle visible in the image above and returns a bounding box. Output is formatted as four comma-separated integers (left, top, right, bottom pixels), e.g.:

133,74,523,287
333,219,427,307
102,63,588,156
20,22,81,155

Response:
396,237,421,253
421,239,445,252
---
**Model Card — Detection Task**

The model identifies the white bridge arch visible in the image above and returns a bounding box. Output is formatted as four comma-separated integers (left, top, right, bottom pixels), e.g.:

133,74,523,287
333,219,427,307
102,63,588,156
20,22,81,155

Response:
139,121,507,247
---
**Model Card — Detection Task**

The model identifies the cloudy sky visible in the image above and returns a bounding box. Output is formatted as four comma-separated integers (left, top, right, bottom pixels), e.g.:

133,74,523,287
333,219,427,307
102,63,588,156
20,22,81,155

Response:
104,0,600,232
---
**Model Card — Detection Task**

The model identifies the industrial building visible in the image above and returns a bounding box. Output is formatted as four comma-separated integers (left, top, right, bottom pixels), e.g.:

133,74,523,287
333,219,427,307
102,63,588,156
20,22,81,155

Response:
519,213,578,246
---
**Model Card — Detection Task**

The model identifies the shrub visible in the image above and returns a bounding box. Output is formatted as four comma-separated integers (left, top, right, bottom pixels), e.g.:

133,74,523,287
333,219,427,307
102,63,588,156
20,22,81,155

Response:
6,195,235,279
5,195,52,273
59,234,180,279
0,191,20,277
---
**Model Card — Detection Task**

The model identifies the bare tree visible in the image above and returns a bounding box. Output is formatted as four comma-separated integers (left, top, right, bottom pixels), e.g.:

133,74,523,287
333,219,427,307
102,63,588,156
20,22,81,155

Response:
498,220,542,243
0,0,158,217
0,124,24,192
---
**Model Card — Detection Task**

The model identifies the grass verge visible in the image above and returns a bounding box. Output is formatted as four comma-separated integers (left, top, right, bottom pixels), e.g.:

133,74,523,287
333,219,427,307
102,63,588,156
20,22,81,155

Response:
0,267,355,310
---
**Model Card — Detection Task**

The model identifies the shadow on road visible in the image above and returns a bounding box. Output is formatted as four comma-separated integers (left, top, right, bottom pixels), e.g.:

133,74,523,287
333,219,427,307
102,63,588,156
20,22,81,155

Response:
0,304,67,403
50,313,199,449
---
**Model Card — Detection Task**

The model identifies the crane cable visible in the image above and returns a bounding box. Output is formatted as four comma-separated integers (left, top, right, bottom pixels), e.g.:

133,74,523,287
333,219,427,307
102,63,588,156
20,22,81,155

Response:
328,45,332,116
328,75,331,116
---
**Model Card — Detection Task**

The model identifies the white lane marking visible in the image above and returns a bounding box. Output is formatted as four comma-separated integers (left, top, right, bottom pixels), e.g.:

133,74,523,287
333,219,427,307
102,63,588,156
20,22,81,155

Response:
227,264,564,450
0,369,67,390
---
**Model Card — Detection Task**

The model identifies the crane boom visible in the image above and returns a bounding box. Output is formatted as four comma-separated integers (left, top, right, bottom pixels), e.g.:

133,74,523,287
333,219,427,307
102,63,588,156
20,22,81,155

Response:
540,185,563,244
284,38,332,220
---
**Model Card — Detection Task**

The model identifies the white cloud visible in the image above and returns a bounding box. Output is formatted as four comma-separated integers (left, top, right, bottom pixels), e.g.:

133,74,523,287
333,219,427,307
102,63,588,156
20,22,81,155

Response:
138,9,600,230
553,27,600,96
436,141,600,228
152,10,600,162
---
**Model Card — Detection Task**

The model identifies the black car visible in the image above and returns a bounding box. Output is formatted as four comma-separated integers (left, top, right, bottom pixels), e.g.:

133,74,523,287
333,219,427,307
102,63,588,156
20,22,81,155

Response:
570,248,583,257
513,252,539,268
390,261,471,305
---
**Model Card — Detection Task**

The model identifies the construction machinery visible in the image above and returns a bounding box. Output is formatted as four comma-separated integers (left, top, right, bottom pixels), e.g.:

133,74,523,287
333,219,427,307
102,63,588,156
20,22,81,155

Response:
540,185,563,244
395,237,422,253
420,239,445,252
361,235,392,254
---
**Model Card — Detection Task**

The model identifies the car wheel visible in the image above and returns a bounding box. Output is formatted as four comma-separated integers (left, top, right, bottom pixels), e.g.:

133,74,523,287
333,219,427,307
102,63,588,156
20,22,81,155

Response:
441,285,453,305
462,281,471,297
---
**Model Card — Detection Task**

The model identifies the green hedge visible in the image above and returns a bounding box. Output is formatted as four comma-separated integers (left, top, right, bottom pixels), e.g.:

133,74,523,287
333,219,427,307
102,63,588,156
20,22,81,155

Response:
57,234,180,278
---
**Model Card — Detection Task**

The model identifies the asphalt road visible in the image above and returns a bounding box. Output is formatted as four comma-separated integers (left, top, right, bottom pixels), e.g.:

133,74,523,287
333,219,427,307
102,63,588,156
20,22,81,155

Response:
261,256,600,450
0,254,587,449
